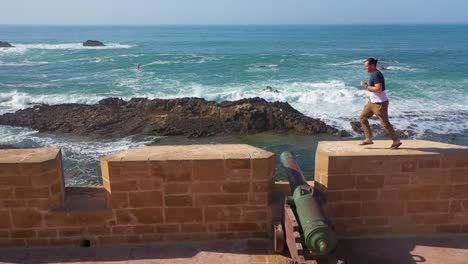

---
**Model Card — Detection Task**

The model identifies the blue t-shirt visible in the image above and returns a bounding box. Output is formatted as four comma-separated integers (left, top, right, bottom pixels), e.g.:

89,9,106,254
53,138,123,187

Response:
369,70,385,91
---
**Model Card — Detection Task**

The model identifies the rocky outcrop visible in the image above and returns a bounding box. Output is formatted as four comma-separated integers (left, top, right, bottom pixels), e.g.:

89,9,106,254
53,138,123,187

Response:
83,40,105,47
0,145,18,149
0,41,14,48
0,97,350,139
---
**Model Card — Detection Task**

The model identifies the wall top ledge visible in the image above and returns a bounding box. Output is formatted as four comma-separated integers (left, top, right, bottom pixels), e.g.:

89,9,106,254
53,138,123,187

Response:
102,144,274,162
0,148,60,163
317,140,468,157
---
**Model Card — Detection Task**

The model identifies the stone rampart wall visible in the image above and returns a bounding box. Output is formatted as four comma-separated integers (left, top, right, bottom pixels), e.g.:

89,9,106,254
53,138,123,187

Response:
0,145,275,247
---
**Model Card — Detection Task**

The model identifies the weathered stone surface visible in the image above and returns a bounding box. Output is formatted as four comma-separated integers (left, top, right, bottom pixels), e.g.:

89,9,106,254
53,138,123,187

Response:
82,40,105,46
0,97,349,139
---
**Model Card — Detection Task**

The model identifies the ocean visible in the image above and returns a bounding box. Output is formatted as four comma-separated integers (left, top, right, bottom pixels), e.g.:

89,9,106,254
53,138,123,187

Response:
1,25,467,185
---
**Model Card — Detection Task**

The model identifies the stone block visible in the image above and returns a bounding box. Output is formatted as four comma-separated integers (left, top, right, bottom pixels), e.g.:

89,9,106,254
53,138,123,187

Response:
399,186,441,200
110,192,129,208
410,214,453,225
11,209,43,228
413,170,450,185
343,190,378,201
180,224,207,232
362,202,404,217
355,175,385,189
164,195,192,207
450,169,468,183
110,180,138,192
436,224,461,233
111,226,133,235
45,210,114,227
132,225,155,234
251,156,275,180
137,179,162,190
14,187,50,199
228,222,259,232
0,176,31,187
128,208,164,224
241,210,269,222
0,210,11,228
164,208,203,223
87,226,111,236
326,203,361,218
151,160,192,182
251,180,273,192
0,188,14,200
129,191,163,208
222,182,250,193
363,217,389,226
249,193,268,205
324,191,343,203
11,229,36,238
401,160,417,172
193,160,224,181
407,201,450,214
37,229,58,238
195,194,248,206
378,189,399,201
384,173,410,186
191,182,222,194
2,200,26,208
164,183,190,194
155,224,180,233
59,227,87,237
225,159,251,181
328,157,353,174
326,175,355,190
204,207,241,222
0,163,21,177
449,184,468,199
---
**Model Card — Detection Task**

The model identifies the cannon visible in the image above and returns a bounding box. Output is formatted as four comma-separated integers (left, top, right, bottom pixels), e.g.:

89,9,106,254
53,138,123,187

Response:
274,151,344,264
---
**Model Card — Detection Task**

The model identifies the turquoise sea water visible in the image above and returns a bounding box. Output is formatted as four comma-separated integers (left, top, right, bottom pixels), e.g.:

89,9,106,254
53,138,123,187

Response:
1,25,467,185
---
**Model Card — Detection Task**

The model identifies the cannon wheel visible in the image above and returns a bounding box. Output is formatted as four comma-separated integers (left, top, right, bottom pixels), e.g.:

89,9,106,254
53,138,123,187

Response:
274,222,285,253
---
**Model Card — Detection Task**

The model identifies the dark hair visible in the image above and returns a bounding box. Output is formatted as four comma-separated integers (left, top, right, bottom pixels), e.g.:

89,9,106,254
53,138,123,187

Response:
365,58,378,66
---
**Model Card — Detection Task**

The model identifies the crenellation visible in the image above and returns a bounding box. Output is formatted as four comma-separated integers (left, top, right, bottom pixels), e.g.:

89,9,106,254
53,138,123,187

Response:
315,140,468,238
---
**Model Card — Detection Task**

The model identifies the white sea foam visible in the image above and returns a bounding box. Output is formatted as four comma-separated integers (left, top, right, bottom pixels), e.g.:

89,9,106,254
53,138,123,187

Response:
0,43,133,54
0,60,49,66
328,59,364,66
384,66,418,71
1,77,467,138
0,90,105,114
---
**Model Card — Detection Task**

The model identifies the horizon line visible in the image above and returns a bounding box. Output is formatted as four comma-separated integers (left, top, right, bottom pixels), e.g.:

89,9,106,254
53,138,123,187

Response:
1,22,468,26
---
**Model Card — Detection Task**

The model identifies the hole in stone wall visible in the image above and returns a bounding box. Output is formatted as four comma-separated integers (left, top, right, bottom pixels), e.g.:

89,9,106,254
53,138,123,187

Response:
80,239,91,247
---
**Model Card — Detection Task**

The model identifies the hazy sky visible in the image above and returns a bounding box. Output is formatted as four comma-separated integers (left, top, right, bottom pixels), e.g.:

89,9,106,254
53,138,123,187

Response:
1,0,467,25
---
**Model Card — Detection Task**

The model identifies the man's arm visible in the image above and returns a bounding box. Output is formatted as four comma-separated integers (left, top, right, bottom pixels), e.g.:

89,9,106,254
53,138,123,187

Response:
366,83,383,92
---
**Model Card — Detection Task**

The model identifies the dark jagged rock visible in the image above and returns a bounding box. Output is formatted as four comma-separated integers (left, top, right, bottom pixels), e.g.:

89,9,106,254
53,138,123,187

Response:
83,40,105,47
0,41,14,48
350,121,412,139
0,145,18,149
0,97,350,139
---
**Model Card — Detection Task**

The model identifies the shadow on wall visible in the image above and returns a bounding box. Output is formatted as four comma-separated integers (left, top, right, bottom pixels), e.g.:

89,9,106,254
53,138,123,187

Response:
0,239,274,263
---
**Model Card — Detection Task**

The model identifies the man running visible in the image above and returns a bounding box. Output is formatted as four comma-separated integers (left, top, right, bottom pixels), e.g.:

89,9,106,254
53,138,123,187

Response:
359,58,402,149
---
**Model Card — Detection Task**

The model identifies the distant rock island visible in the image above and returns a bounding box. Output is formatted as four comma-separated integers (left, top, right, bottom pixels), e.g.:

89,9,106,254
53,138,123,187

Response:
0,97,350,139
0,41,14,48
83,40,105,47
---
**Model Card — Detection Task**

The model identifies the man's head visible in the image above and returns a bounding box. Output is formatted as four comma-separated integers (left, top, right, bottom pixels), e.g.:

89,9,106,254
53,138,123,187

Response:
364,58,378,73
